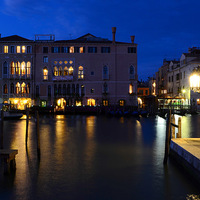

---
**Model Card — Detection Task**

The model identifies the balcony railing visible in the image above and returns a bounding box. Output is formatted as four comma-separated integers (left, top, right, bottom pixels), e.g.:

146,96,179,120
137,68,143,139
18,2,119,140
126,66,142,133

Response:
53,76,73,81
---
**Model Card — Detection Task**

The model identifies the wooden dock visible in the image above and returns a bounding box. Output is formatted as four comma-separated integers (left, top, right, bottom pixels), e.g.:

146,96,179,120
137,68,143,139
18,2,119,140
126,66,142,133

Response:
170,138,200,183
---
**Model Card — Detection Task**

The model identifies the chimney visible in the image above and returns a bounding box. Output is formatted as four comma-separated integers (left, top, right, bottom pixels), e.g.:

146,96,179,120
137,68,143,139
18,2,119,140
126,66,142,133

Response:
112,27,116,43
130,35,135,43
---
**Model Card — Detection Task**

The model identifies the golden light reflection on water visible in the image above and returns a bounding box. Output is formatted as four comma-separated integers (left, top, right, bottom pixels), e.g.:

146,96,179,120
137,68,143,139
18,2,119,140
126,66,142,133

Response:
135,119,142,142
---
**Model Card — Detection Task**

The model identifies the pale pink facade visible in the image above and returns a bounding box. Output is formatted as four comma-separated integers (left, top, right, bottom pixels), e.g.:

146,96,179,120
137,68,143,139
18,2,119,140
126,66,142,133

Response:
0,28,138,109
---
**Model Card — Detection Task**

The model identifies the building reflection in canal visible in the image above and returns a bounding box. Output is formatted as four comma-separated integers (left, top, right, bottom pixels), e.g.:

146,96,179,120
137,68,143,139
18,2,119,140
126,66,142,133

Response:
0,115,199,199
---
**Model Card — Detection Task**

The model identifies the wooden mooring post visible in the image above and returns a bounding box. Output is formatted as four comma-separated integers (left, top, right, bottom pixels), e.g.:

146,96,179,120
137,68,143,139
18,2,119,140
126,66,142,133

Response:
25,108,29,149
163,111,182,164
36,111,40,157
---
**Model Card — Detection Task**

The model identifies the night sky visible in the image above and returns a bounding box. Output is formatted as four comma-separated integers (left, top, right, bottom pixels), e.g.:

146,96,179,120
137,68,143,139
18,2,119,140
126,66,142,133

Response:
1,0,200,80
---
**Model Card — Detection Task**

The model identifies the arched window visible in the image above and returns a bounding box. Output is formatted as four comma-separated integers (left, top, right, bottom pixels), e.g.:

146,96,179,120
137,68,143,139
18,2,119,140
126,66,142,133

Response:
27,83,30,94
81,85,85,96
58,84,62,95
10,83,14,94
103,82,108,93
78,66,84,79
11,61,15,75
63,84,66,95
16,82,20,94
54,84,58,96
69,67,74,75
72,84,75,95
21,82,26,94
43,67,48,80
76,84,79,95
129,65,135,79
27,62,31,77
67,84,70,95
3,61,8,76
16,62,20,75
64,67,68,76
103,65,109,80
3,84,8,94
21,61,26,75
59,67,62,76
54,67,58,76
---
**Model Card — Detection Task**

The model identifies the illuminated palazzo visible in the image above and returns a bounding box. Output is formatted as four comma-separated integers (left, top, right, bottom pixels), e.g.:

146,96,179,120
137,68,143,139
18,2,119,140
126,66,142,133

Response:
0,28,138,109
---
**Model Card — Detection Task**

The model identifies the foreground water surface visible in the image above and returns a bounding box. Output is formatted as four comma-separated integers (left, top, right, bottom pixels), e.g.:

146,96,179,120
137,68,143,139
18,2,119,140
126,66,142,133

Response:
0,114,200,200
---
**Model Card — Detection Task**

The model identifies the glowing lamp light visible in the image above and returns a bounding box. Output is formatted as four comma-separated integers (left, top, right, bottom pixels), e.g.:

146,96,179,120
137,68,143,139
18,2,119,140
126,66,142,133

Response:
182,89,186,93
190,74,200,88
14,99,18,104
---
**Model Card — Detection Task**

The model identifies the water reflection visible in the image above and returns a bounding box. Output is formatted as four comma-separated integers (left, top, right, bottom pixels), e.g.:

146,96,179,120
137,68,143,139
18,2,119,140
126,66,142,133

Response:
0,115,199,200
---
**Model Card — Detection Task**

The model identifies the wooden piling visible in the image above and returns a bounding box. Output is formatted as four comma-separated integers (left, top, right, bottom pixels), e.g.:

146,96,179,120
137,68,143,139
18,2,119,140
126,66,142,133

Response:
25,109,29,149
0,110,4,149
171,115,175,139
177,117,182,138
36,111,40,157
163,110,171,164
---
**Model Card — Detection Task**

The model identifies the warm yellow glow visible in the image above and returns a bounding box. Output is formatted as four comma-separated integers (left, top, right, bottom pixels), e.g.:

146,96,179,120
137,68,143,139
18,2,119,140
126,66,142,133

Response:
21,62,26,75
10,98,31,110
14,99,18,104
70,47,74,53
182,89,186,93
190,74,200,88
57,98,66,109
181,99,185,101
24,100,27,104
4,46,8,53
129,84,133,94
22,46,26,53
76,101,82,106
69,60,73,64
197,99,200,102
69,66,74,75
80,47,84,53
87,99,96,106
57,99,61,106
16,46,21,53
138,97,142,105
153,82,156,87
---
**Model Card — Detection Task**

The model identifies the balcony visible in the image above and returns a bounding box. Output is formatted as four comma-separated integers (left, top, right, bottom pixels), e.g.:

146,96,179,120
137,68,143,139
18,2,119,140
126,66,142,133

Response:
53,76,73,81
9,74,31,80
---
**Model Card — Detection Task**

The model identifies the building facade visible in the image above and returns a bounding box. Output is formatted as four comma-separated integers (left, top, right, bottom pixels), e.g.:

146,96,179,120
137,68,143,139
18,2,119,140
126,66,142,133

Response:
0,28,138,110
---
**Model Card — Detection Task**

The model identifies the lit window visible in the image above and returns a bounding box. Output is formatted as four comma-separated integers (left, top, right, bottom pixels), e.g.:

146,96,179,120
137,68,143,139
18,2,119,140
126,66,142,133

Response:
16,82,20,94
16,46,21,53
87,99,95,106
43,67,48,80
59,61,63,65
64,67,68,76
64,61,68,64
54,67,58,76
27,62,31,77
119,100,125,106
69,66,74,75
22,46,26,53
4,46,8,53
54,61,58,65
11,62,15,74
3,84,8,94
78,66,84,79
129,84,133,94
16,62,20,75
69,60,73,64
59,66,62,76
79,47,84,53
103,100,109,106
27,83,30,94
21,82,26,93
21,62,26,75
69,46,74,53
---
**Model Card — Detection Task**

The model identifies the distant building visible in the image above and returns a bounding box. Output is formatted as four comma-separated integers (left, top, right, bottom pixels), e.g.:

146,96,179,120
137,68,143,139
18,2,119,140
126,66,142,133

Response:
0,28,138,110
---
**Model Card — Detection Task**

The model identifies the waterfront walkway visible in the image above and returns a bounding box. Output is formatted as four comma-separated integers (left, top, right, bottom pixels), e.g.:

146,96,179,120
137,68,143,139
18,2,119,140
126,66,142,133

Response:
170,138,200,182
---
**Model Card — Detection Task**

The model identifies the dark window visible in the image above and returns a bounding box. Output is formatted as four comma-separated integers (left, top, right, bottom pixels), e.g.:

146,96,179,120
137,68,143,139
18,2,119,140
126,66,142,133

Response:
91,89,94,93
81,85,85,96
48,85,51,97
61,47,69,53
91,71,94,76
3,84,8,94
11,46,14,53
176,73,179,81
43,56,48,63
88,47,97,53
10,83,14,94
63,84,66,95
101,47,110,53
27,46,31,53
43,47,48,53
128,47,136,53
52,47,60,53
72,84,75,95
103,66,109,80
54,84,58,96
103,82,108,93
36,85,39,97
3,62,7,75
169,76,170,82
58,84,62,95
67,84,70,95
76,84,79,95
129,66,135,79
145,90,148,95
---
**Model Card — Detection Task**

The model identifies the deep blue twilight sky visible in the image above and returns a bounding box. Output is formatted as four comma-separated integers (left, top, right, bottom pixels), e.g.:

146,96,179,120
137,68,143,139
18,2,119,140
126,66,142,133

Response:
0,0,200,80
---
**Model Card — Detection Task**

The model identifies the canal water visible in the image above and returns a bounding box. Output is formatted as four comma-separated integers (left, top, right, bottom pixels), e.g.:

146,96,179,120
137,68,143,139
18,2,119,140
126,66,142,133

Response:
0,114,200,200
